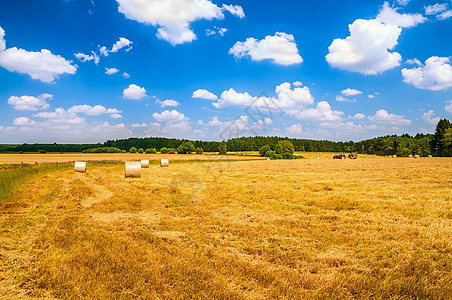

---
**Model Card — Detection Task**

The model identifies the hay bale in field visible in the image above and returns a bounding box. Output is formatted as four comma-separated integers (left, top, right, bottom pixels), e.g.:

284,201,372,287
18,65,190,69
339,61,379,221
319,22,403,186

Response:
408,155,413,158
141,159,150,168
125,162,141,178
414,155,420,159
428,155,432,158
160,159,169,167
74,161,86,173
393,155,397,158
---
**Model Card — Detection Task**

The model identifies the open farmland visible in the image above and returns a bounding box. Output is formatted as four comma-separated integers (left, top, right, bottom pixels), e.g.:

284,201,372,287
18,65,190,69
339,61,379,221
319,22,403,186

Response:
0,153,265,164
1,156,452,299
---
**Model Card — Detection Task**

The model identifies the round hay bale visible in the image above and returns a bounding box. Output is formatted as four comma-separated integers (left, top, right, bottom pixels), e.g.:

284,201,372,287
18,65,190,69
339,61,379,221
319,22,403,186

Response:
414,154,420,159
160,159,169,167
74,161,86,173
125,162,141,178
393,155,397,158
408,155,413,158
141,159,150,168
428,155,432,158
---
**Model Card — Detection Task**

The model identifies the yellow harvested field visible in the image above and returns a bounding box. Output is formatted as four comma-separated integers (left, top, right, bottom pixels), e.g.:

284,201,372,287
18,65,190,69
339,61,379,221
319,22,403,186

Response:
0,152,264,164
1,157,451,298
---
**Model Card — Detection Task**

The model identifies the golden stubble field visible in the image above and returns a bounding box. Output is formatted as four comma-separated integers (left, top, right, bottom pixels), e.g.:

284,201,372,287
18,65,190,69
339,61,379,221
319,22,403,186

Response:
0,153,264,164
1,156,451,299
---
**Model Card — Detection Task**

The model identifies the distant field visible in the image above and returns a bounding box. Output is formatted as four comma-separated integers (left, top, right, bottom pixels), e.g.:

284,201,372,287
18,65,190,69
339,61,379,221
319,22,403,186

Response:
0,152,265,164
1,157,451,298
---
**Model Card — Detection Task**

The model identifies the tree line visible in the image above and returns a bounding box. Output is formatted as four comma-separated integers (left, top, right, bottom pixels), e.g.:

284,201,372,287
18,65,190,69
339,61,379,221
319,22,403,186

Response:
351,119,451,157
2,118,450,157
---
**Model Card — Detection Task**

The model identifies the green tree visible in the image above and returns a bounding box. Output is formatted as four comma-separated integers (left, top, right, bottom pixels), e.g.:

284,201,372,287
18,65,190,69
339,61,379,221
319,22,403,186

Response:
431,119,452,156
145,148,157,154
129,147,137,153
259,145,271,156
442,128,452,156
160,147,169,154
137,148,144,153
177,142,196,154
195,147,203,154
277,140,295,154
218,142,227,155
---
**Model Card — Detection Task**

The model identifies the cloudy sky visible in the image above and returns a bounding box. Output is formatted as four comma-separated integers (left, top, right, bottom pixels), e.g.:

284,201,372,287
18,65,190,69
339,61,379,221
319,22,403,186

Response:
0,0,451,143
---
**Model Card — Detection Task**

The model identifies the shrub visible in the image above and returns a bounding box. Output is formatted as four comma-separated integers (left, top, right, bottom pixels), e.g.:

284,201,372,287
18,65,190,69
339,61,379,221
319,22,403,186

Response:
277,140,295,154
195,147,203,154
38,149,47,154
259,145,271,156
108,147,121,153
121,150,127,153
129,147,137,153
19,151,24,154
168,148,176,154
145,148,157,154
177,142,196,154
160,147,169,154
275,154,283,159
218,142,227,155
282,153,294,159
137,148,144,153
265,150,276,158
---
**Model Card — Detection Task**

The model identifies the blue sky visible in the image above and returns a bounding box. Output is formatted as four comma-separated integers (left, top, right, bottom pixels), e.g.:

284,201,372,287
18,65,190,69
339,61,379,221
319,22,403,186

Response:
0,0,451,143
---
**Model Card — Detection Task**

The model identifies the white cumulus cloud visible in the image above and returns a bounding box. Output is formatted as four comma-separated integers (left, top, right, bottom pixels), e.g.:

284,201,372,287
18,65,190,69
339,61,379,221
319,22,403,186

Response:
0,26,76,83
105,67,120,75
152,109,185,122
67,104,121,116
99,37,133,56
376,2,426,28
13,117,36,127
74,51,99,64
286,123,303,135
421,110,441,125
157,99,179,107
229,32,302,66
425,3,448,15
123,84,147,100
222,4,245,18
335,95,354,102
341,88,363,96
368,109,411,125
294,101,343,122
326,19,402,75
8,93,53,111
445,100,452,113
0,26,5,52
206,26,228,36
350,113,366,120
116,0,243,45
213,82,313,110
401,56,452,91
192,89,218,100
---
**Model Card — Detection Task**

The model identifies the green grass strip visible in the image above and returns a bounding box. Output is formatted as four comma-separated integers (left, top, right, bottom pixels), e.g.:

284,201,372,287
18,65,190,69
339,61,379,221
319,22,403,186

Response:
0,163,73,204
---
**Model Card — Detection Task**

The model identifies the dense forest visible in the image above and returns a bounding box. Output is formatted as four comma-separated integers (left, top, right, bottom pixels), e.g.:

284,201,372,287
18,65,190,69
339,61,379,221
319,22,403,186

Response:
1,119,451,157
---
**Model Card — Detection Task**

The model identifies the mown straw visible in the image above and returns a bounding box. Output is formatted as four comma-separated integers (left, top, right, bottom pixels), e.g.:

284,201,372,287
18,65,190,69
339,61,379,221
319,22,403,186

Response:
74,161,86,173
160,159,169,167
141,159,150,168
125,162,141,178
